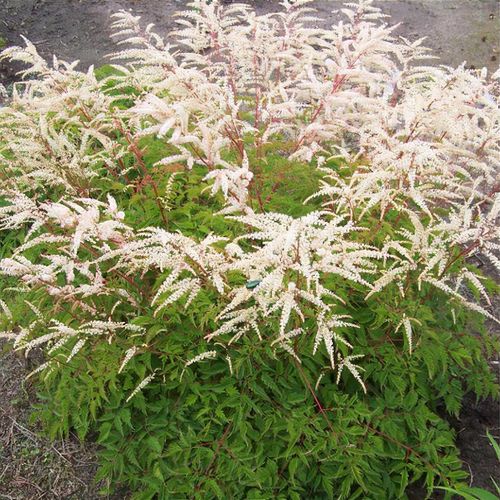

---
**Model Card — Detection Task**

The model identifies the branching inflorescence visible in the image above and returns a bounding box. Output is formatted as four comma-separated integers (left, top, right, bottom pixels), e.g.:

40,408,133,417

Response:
0,0,498,397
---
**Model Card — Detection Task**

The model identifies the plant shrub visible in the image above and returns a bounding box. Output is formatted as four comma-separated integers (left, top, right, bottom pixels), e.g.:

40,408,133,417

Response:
0,1,499,498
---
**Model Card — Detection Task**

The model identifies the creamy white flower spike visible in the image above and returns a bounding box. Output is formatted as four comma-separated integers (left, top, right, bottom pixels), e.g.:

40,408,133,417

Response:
0,0,498,394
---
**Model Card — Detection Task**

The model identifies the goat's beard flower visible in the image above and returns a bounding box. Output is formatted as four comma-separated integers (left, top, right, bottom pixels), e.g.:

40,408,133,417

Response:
0,0,498,394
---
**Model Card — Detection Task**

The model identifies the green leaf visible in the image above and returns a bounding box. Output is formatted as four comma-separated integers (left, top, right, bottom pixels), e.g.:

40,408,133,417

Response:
486,430,500,461
436,486,499,500
289,457,300,484
146,436,164,455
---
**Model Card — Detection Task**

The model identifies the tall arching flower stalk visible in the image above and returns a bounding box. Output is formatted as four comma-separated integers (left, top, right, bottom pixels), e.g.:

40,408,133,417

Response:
0,0,498,396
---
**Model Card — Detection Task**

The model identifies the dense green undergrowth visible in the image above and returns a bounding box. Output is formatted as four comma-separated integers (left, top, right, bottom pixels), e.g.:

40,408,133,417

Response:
32,287,497,499
1,119,498,497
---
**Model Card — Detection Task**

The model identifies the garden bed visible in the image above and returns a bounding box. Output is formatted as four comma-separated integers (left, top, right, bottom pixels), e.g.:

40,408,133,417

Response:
0,1,500,499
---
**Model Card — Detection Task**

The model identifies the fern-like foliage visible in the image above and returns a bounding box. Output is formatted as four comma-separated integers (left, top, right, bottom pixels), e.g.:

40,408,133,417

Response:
0,3,499,496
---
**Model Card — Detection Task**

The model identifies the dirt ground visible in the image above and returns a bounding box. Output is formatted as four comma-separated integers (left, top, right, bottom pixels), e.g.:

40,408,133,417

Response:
448,390,500,491
0,0,499,498
0,342,106,499
0,0,499,82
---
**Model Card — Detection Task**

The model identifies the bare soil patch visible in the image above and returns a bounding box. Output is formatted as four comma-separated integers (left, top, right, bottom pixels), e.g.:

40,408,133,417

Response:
0,0,498,83
0,341,115,499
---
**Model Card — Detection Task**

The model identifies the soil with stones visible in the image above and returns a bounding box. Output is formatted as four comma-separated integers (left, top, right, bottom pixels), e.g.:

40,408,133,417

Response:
0,0,499,498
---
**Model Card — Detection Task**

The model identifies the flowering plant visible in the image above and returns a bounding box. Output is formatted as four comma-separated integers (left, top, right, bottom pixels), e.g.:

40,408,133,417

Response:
0,1,498,497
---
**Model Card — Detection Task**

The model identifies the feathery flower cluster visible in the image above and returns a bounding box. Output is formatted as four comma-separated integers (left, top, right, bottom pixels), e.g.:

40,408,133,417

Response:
0,0,498,394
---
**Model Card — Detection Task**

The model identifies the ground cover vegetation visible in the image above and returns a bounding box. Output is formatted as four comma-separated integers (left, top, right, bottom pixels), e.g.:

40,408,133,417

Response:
0,0,499,498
